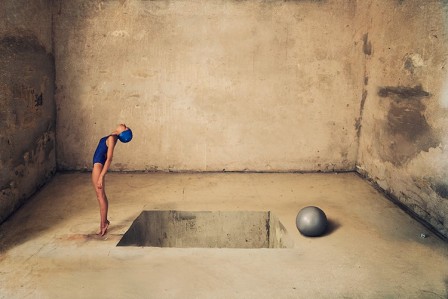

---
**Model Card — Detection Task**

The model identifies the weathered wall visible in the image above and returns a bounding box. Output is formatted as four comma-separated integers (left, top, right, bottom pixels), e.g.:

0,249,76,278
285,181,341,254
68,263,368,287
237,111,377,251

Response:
0,0,56,223
1,0,446,238
54,0,364,172
356,0,448,238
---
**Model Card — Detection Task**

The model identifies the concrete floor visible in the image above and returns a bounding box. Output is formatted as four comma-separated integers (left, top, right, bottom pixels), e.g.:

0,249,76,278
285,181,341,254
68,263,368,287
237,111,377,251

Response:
0,172,447,298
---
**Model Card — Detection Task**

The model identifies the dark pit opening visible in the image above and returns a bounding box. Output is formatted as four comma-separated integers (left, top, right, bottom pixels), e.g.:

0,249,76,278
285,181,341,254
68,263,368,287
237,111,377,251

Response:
117,210,292,248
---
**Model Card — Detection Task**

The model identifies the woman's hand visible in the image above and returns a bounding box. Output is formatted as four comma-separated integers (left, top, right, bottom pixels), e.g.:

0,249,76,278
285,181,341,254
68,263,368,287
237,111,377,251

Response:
97,176,104,189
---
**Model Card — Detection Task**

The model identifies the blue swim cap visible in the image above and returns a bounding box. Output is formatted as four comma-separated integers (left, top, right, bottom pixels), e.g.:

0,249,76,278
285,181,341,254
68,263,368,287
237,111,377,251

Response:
118,128,133,143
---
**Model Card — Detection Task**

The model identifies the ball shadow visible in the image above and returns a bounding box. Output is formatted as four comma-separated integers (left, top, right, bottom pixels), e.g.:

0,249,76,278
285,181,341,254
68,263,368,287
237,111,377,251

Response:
323,218,341,236
298,218,341,238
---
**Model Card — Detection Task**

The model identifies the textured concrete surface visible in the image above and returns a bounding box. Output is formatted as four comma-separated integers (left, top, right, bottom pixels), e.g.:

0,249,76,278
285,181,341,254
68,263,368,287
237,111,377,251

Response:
0,0,56,223
50,0,448,238
1,0,447,282
54,0,363,172
0,172,446,298
356,1,448,238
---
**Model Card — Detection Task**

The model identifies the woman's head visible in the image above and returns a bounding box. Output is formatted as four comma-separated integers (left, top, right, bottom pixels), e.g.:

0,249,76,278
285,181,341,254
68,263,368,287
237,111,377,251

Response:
115,124,133,143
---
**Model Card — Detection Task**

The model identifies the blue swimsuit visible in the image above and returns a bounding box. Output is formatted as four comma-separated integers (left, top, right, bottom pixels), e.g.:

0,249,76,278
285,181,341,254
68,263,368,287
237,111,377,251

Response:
93,136,110,165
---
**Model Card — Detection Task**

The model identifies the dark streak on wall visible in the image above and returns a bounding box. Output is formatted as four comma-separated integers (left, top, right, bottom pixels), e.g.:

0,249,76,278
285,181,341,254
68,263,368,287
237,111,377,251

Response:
378,85,430,99
355,89,368,138
362,33,372,56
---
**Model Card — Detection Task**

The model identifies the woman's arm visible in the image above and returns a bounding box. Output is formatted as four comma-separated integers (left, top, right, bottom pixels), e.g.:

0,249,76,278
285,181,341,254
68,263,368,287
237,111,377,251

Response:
97,135,117,188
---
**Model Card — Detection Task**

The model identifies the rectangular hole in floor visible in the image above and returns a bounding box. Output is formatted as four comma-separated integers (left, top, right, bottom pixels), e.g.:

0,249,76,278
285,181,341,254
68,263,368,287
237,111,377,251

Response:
117,210,292,248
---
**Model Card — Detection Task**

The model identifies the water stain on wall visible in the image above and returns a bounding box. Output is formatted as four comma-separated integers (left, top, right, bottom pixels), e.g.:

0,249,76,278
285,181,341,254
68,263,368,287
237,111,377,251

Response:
0,35,47,54
10,84,43,127
377,85,438,166
0,30,55,224
431,182,448,199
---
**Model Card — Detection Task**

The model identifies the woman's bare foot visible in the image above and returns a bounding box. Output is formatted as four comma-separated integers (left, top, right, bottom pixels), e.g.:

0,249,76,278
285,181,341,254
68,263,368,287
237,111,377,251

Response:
101,220,110,236
97,220,110,236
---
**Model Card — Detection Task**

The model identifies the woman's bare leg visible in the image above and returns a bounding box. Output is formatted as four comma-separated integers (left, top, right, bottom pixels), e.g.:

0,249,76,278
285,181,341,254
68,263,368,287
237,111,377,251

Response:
92,163,109,236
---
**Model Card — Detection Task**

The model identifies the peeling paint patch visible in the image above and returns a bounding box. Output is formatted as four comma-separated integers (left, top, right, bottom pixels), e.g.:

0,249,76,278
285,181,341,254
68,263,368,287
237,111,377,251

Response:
111,30,129,38
404,53,424,74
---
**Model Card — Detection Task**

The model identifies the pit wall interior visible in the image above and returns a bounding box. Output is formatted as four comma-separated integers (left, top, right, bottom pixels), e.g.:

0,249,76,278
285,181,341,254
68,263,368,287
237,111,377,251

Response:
0,0,447,239
116,210,291,248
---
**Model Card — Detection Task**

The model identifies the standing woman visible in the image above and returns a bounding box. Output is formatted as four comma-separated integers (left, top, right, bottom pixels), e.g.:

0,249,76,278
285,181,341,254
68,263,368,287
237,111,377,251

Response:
92,123,133,236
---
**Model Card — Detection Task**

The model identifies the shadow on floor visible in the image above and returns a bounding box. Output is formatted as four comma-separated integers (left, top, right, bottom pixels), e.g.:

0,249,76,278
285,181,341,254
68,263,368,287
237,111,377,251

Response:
0,174,93,253
324,218,341,236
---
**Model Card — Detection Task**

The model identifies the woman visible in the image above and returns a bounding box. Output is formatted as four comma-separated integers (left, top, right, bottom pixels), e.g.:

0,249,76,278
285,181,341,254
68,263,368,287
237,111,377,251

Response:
92,123,133,236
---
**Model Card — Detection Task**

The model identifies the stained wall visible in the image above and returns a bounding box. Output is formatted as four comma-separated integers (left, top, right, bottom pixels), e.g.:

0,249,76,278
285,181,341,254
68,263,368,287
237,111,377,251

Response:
1,0,446,239
54,0,364,172
356,0,448,238
0,0,56,223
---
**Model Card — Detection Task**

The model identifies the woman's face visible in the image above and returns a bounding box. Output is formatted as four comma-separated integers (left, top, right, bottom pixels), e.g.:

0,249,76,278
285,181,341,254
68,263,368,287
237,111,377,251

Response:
116,123,128,134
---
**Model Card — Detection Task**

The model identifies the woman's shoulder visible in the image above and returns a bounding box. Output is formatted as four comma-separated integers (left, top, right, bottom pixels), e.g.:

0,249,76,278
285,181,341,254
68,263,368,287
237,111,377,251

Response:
107,134,118,144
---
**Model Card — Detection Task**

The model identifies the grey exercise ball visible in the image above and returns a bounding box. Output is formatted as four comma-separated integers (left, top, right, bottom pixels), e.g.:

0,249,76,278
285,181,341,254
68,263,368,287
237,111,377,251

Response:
296,206,328,237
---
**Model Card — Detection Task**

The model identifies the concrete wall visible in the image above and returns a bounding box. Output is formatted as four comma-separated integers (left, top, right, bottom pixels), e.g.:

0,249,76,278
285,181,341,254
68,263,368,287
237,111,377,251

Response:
0,0,56,223
54,0,364,172
356,0,448,238
2,0,446,238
